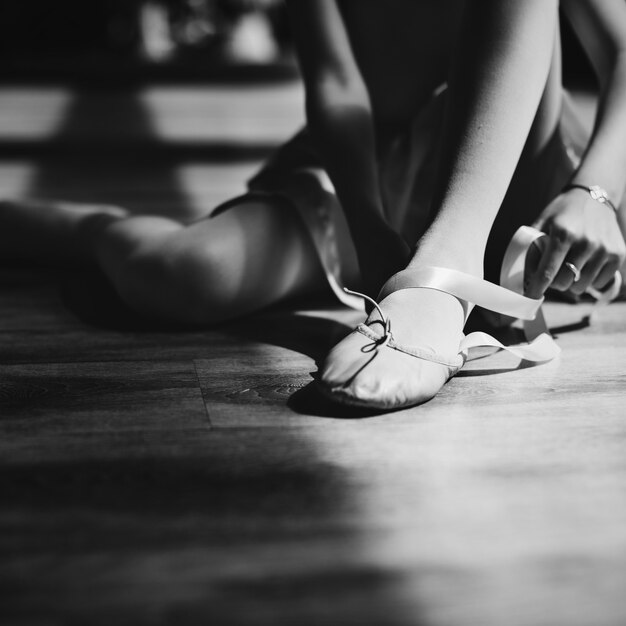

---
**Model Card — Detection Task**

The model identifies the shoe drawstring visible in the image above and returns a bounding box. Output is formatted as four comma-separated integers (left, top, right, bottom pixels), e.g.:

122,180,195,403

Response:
343,287,392,347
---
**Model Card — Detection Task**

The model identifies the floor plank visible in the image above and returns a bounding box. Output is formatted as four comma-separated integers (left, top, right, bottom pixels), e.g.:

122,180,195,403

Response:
0,360,207,429
1,82,625,626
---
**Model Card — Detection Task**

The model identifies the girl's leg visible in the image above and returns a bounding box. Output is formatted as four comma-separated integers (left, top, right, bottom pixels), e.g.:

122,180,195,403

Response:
484,29,568,284
95,199,326,324
0,198,326,325
320,2,560,408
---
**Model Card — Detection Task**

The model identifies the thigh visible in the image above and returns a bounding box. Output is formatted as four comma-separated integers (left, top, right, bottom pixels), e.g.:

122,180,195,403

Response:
98,198,328,323
172,197,328,306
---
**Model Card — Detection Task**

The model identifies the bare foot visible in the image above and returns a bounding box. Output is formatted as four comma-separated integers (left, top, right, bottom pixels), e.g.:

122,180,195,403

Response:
0,199,128,264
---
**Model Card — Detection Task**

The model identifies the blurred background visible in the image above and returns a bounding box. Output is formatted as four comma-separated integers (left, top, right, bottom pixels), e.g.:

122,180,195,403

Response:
0,2,600,243
0,0,306,226
0,0,297,82
0,1,593,83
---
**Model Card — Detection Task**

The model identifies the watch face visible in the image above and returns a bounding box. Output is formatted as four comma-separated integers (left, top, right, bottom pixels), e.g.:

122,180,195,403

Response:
589,185,608,202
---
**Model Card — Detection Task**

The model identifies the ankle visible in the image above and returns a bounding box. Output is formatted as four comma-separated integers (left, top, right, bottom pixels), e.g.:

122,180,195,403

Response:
406,246,484,278
409,225,489,276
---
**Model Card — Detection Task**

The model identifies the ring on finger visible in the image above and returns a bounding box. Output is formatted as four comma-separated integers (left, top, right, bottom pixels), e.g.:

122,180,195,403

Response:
564,261,581,283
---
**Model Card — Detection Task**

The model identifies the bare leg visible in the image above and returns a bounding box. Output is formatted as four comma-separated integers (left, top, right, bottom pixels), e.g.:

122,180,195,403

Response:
0,198,326,325
95,200,327,324
320,2,559,408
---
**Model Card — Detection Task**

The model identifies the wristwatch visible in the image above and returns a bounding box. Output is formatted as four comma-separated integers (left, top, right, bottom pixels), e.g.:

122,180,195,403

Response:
562,183,618,213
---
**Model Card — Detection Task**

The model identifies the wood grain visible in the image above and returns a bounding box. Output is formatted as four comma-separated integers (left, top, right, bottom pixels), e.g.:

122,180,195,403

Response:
1,83,625,626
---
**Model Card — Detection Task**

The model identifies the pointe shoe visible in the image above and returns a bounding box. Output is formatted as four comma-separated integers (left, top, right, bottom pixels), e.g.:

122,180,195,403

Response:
318,264,559,411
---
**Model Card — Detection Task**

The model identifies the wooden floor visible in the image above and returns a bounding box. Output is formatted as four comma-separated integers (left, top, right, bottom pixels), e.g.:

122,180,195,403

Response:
1,81,625,626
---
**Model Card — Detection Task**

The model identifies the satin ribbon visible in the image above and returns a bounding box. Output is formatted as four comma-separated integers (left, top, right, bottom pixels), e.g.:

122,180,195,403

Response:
375,225,621,363
350,226,621,365
379,263,559,363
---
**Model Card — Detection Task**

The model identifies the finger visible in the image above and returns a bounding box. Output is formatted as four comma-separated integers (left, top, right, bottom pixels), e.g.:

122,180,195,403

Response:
526,233,572,298
568,250,604,295
592,255,622,291
523,239,543,293
551,263,580,293
558,242,595,295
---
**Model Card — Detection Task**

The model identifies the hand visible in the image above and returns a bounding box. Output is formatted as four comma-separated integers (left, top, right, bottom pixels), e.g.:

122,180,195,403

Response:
526,188,626,298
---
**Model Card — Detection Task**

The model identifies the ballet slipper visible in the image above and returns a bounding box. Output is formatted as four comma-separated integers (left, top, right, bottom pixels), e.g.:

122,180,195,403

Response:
319,294,464,410
318,265,558,410
319,226,622,411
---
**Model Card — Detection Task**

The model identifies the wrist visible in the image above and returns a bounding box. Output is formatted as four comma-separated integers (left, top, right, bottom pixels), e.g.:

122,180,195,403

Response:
562,183,619,213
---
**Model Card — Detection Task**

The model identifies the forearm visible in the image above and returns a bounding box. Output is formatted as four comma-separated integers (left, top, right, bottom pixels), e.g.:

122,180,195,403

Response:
286,0,387,239
569,52,626,206
287,0,409,292
524,1,626,297
306,82,387,238
308,88,411,293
